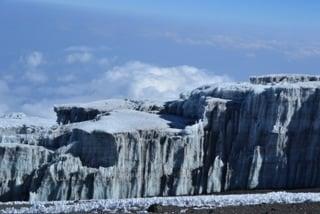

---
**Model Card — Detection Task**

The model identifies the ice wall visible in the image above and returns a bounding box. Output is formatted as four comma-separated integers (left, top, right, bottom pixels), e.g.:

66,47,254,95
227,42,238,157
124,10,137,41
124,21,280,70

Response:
0,74,319,201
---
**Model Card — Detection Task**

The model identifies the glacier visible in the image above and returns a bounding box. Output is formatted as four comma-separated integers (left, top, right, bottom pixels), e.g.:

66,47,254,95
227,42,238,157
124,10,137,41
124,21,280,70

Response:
0,74,319,201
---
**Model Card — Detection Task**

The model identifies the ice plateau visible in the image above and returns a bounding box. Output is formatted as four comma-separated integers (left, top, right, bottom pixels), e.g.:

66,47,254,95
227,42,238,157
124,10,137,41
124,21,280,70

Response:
0,74,320,202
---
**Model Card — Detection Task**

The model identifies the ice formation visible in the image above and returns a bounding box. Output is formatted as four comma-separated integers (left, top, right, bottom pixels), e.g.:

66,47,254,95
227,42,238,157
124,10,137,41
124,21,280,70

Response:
0,74,319,201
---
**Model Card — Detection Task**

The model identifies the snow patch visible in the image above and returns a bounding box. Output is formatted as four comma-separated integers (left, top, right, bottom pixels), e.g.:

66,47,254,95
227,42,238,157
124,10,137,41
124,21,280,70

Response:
1,192,320,213
73,109,189,133
0,113,54,128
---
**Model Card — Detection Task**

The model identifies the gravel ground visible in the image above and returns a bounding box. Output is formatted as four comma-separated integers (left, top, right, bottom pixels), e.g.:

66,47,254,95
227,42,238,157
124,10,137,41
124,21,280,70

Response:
145,189,320,214
147,202,320,213
1,201,320,213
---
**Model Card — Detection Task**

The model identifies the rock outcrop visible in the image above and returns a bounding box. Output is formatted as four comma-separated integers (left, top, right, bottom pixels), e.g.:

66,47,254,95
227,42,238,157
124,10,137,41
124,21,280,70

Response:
0,74,319,201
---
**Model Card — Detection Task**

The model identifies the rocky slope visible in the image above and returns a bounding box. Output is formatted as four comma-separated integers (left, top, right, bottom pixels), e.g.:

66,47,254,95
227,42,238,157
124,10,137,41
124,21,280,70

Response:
0,74,319,201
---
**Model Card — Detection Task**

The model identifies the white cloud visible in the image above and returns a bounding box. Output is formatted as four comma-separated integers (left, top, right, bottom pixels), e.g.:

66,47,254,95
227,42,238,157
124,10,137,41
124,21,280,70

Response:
90,61,230,100
21,51,48,83
2,58,230,117
56,74,77,83
164,32,280,51
51,61,230,102
64,46,93,52
25,70,48,83
0,80,9,94
64,45,111,52
284,46,320,59
163,32,320,59
21,101,55,119
245,52,257,58
26,51,44,67
66,52,93,64
97,56,117,67
0,80,11,114
0,104,9,114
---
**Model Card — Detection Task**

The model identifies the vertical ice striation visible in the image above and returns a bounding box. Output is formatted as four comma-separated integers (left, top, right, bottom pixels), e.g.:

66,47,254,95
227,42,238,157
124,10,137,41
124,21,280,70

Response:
0,74,319,201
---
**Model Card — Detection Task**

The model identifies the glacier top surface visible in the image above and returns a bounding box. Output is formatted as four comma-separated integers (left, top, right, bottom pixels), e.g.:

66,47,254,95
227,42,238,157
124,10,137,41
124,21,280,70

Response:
71,109,189,134
250,74,320,85
55,99,136,111
0,112,55,128
54,98,164,112
250,74,320,78
188,80,320,97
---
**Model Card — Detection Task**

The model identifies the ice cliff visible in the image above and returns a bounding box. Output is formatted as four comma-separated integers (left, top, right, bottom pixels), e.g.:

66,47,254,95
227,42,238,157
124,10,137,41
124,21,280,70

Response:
0,74,319,201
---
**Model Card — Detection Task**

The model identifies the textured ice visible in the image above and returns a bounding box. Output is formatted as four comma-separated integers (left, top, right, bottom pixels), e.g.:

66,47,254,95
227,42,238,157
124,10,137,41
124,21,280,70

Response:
0,74,320,202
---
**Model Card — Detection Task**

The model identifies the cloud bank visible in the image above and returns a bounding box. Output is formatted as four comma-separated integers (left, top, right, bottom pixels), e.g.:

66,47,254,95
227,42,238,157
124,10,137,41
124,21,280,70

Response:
90,61,229,100
0,57,230,117
22,51,48,84
66,52,93,64
163,32,320,59
26,51,44,67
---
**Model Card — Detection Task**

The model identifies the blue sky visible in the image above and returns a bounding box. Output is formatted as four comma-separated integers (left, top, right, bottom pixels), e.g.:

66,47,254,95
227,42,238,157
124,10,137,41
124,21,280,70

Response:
0,0,320,117
25,0,320,27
